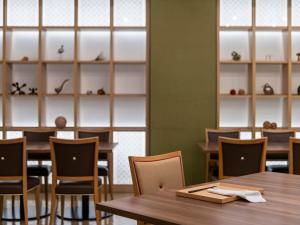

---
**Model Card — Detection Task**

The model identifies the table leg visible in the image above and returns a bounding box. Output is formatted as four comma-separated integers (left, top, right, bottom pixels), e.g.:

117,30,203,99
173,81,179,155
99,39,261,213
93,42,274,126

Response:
205,153,211,182
81,196,89,220
107,152,114,200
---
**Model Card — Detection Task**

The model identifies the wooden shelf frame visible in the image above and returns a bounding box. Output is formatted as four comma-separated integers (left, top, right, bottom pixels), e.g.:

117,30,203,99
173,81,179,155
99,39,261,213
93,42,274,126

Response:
217,0,300,134
0,0,150,144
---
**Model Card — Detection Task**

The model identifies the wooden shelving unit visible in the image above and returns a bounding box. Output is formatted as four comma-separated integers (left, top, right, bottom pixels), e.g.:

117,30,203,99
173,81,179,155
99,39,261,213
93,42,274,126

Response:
217,0,300,138
0,0,149,184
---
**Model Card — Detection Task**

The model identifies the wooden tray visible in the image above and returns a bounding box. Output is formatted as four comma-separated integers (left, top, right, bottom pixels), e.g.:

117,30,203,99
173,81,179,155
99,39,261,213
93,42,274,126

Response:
176,182,264,204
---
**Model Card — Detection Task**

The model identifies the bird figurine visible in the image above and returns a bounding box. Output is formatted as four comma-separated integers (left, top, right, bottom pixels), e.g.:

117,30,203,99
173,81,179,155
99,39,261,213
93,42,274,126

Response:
231,51,241,61
95,52,105,61
263,83,274,95
57,45,64,54
55,79,69,94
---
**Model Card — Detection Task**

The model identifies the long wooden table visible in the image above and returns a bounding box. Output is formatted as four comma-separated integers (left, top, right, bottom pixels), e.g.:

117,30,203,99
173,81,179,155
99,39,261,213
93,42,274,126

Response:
96,172,300,225
199,142,289,181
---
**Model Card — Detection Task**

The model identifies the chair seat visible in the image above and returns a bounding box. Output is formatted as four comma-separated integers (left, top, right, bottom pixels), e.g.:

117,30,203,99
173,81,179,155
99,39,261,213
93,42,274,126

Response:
27,165,51,176
0,177,40,194
98,165,108,176
56,179,102,195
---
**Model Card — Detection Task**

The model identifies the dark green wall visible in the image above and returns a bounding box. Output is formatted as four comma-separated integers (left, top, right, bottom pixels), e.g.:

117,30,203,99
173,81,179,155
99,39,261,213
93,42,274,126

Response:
150,0,217,185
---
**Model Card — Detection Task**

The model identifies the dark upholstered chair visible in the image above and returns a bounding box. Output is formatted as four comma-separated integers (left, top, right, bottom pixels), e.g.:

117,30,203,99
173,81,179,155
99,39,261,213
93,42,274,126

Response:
205,129,240,181
218,137,267,179
49,137,102,225
78,130,113,201
0,138,40,225
262,129,295,173
289,138,300,175
24,130,55,211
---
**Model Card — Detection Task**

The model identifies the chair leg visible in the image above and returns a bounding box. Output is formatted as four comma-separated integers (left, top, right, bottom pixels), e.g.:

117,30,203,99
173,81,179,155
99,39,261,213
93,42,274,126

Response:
50,188,57,225
44,176,49,211
94,192,101,225
0,195,3,220
108,174,114,200
34,186,41,223
23,192,29,225
12,195,15,211
103,176,108,201
60,195,65,225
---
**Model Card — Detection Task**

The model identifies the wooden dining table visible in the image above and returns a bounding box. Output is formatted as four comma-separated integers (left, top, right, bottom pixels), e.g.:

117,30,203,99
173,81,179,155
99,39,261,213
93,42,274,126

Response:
96,172,300,225
3,142,117,222
198,142,290,181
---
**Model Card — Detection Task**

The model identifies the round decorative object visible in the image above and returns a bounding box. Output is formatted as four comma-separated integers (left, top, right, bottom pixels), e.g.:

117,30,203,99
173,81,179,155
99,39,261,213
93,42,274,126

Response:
271,122,277,129
263,121,271,129
263,83,274,95
238,89,245,95
97,88,106,95
230,89,236,95
55,116,67,129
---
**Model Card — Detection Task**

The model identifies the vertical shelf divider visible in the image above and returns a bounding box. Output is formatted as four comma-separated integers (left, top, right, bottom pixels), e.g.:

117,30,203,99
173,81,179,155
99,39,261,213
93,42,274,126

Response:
216,0,220,129
109,0,114,141
252,0,257,137
288,0,292,128
2,0,6,138
38,0,43,128
74,0,79,137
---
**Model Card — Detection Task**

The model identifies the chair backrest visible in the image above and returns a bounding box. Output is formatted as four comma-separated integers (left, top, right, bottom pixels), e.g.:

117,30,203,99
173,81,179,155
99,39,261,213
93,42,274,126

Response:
50,137,99,182
289,137,300,175
218,137,267,179
205,128,240,144
24,130,56,142
78,130,110,143
129,151,185,196
262,129,295,143
0,138,26,180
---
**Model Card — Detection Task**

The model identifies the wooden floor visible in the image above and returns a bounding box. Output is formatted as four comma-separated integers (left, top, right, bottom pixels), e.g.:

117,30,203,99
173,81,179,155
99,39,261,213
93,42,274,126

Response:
1,193,136,225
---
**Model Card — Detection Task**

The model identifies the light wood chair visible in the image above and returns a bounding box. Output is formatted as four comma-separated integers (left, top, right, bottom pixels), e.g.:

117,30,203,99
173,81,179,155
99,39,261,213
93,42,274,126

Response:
205,128,240,181
289,137,300,175
49,137,102,225
129,151,185,225
218,137,267,179
0,138,40,225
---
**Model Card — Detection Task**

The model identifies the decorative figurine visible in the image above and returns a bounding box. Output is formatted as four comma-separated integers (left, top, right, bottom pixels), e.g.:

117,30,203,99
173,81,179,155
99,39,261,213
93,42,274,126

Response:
95,52,105,61
55,116,67,129
57,45,64,55
263,83,274,95
271,122,277,129
297,53,300,62
231,51,241,61
229,89,236,95
298,85,300,95
21,56,29,61
238,89,245,95
11,82,27,95
55,79,69,94
28,87,38,95
97,88,106,95
86,90,93,95
263,121,271,129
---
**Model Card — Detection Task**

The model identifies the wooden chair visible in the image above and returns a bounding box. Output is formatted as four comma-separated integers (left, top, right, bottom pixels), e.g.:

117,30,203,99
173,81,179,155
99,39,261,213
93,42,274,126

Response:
0,138,40,225
205,129,240,181
24,130,55,211
289,137,300,175
49,137,101,225
218,137,267,179
262,129,295,173
78,130,113,201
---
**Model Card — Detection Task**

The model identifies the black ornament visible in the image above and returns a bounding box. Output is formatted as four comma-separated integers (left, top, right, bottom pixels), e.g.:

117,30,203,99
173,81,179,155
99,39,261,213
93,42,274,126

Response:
28,87,38,95
11,82,27,95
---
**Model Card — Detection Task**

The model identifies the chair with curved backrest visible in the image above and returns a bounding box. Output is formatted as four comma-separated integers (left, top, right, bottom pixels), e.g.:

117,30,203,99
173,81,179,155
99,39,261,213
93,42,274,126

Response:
24,130,55,211
78,130,113,201
289,137,300,175
205,129,240,181
0,138,40,225
218,137,267,179
262,129,295,173
49,137,101,225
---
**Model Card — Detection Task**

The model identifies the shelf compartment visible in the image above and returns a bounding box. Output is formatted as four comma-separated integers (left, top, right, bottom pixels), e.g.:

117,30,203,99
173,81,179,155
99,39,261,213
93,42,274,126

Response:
9,96,38,127
114,0,146,27
0,96,2,126
44,96,74,127
56,131,74,139
292,0,300,26
42,0,74,26
78,96,110,127
292,64,300,95
6,30,38,61
256,64,287,95
113,96,146,127
292,98,300,127
45,64,73,95
115,64,146,94
113,31,146,61
7,0,38,27
6,131,22,139
42,30,74,61
219,97,252,128
292,32,300,62
220,64,251,95
78,0,110,27
220,31,252,62
79,64,109,94
256,31,288,61
78,30,110,61
0,0,3,26
255,98,288,128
